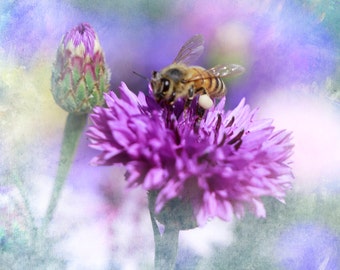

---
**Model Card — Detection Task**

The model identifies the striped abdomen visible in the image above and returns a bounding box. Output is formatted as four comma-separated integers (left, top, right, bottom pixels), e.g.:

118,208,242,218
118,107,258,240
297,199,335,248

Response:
189,67,226,98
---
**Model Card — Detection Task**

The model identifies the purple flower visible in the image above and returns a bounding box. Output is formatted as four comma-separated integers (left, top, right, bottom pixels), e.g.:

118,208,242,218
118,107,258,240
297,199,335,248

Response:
61,23,98,57
51,23,110,114
87,82,293,226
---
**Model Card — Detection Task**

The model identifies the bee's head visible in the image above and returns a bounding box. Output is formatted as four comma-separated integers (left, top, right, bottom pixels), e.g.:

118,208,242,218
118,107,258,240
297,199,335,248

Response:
151,67,184,104
151,71,173,103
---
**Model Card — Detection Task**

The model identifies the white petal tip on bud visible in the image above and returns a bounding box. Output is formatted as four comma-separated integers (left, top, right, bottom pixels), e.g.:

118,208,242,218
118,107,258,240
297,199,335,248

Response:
74,43,86,57
198,94,214,109
93,38,101,54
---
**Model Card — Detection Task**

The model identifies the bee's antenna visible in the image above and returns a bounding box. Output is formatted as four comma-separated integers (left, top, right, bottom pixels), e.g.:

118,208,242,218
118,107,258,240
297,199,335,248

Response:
132,71,149,82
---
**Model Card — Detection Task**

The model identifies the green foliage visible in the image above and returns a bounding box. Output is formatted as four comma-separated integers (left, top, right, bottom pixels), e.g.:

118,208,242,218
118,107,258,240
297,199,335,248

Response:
195,192,340,269
67,0,173,21
0,227,66,270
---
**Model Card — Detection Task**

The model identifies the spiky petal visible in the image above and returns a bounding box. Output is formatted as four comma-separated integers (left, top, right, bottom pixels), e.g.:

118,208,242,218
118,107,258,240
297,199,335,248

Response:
87,82,294,227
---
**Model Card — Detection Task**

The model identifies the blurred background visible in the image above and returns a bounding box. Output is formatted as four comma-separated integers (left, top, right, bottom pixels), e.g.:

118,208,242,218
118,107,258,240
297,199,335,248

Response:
0,0,340,269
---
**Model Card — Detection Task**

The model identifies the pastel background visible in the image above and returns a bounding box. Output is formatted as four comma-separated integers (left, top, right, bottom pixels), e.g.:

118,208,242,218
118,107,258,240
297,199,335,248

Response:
1,0,339,269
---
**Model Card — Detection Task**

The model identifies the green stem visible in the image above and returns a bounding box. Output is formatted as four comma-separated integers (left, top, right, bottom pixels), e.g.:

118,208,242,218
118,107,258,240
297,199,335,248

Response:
11,170,37,238
148,192,180,270
42,113,87,232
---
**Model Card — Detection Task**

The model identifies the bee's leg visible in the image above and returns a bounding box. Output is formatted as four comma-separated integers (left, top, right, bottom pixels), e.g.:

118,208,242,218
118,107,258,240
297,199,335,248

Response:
194,106,206,133
195,87,207,114
196,106,205,118
184,87,195,109
179,88,193,120
168,92,177,104
193,87,207,132
194,104,205,128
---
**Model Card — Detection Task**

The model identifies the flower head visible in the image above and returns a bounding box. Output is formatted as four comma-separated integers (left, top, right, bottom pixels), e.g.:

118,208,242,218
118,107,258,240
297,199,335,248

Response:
51,23,110,114
87,82,293,226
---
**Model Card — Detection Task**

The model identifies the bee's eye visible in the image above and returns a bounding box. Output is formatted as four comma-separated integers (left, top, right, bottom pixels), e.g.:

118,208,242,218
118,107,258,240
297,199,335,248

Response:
161,79,170,93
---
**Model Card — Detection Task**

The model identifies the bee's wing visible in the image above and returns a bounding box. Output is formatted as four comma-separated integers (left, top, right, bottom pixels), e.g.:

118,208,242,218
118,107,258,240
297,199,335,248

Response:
173,34,204,65
208,64,245,78
187,64,245,82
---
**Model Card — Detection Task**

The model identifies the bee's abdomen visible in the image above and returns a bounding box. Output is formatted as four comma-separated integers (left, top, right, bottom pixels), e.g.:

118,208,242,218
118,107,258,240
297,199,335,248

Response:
192,68,226,98
206,75,226,98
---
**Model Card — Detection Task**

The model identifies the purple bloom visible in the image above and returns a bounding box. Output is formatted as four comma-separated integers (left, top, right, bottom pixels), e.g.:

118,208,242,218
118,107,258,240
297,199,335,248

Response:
62,23,98,57
51,23,110,114
87,82,293,226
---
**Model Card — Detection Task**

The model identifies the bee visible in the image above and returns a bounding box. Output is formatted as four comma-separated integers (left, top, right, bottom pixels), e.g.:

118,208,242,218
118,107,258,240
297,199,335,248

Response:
151,34,245,110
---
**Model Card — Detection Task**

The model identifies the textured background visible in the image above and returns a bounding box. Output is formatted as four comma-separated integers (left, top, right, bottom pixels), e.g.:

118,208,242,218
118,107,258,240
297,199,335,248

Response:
1,0,340,269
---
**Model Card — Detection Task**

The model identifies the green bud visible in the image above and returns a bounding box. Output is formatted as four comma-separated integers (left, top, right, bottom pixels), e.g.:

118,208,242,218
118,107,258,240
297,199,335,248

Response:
51,23,110,114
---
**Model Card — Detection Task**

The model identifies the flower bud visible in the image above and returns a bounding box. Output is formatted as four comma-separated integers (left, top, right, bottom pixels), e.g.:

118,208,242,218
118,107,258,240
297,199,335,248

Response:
51,23,110,114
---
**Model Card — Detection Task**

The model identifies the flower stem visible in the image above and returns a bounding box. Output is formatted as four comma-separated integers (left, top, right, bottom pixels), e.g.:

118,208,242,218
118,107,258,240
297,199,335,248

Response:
148,192,180,269
42,113,87,232
11,169,37,238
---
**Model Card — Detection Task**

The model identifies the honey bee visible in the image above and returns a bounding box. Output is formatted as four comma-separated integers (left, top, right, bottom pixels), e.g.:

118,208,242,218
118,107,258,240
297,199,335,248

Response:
151,34,245,110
